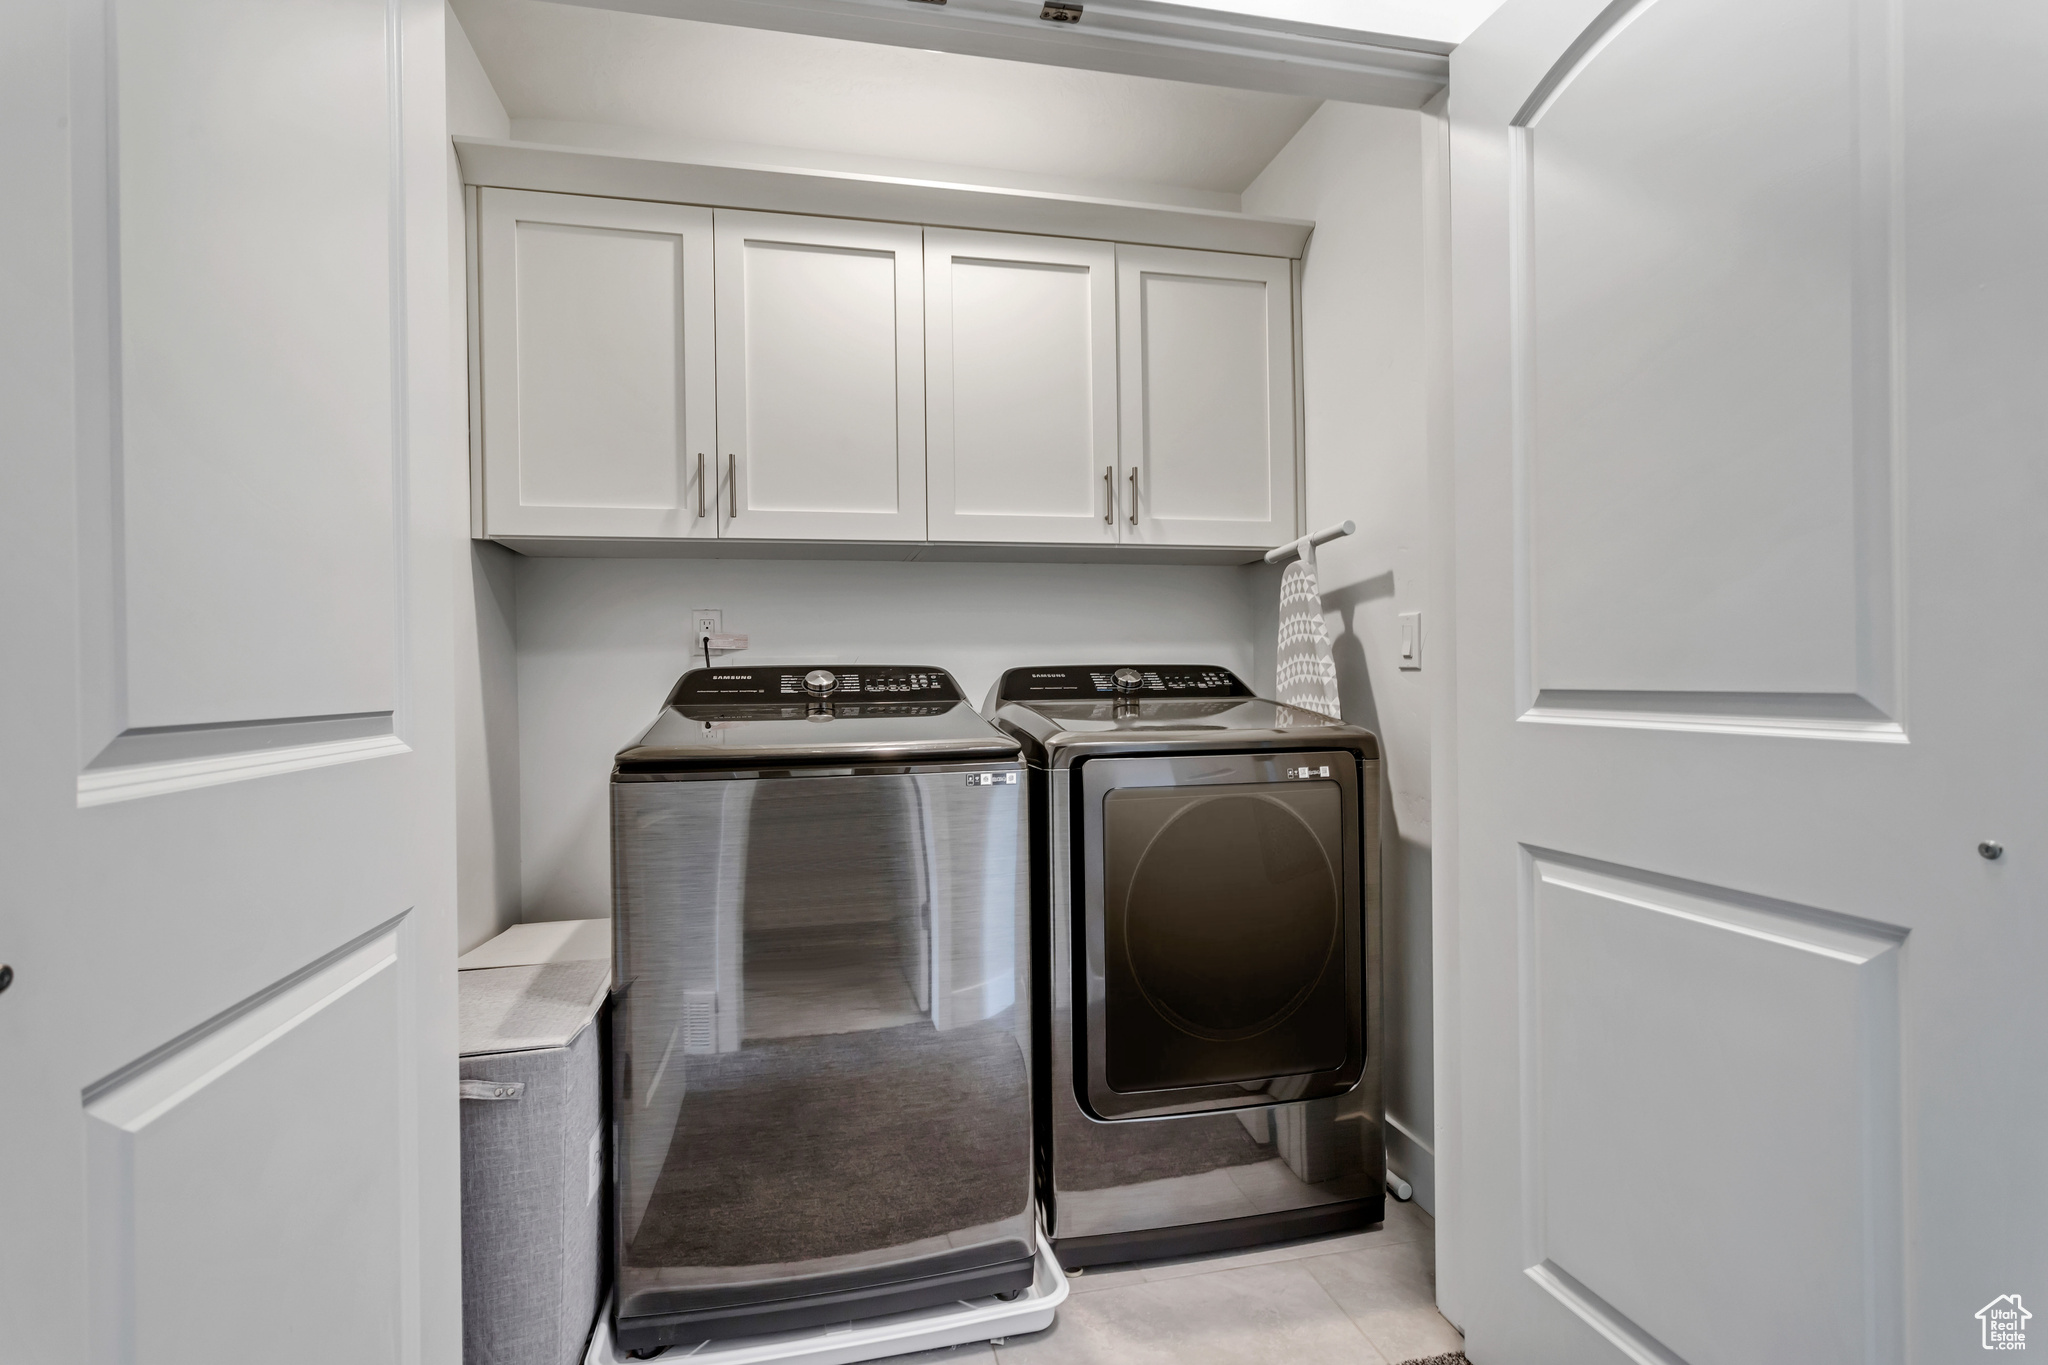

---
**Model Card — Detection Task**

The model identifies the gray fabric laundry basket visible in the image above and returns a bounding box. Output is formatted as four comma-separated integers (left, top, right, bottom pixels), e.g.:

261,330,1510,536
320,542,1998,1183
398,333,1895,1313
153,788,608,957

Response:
460,927,611,1365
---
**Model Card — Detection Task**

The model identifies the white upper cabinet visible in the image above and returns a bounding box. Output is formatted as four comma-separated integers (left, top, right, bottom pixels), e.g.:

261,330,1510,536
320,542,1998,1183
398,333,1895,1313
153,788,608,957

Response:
479,189,716,540
715,211,926,541
1117,245,1296,548
925,230,1119,545
471,190,1301,555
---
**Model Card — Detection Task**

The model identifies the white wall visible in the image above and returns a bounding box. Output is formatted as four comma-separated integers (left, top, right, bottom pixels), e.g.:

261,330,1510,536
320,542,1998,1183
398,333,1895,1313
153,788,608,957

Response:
449,8,518,953
1244,101,1437,1209
513,557,1264,921
454,541,521,952
454,0,1319,212
447,6,508,138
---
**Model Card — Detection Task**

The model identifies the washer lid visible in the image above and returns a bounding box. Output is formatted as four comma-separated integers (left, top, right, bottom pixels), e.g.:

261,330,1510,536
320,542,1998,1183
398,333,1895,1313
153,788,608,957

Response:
615,665,1019,770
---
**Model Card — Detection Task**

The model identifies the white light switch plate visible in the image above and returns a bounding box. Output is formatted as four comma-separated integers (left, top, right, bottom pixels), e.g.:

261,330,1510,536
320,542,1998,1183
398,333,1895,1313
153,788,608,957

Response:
1398,611,1422,670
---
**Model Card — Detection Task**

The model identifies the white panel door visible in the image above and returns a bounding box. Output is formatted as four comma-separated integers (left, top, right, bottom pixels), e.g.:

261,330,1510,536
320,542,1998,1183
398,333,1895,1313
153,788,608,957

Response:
1117,244,1296,549
1446,2,2048,1364
479,189,716,541
714,210,926,541
1,0,457,1360
925,229,1118,545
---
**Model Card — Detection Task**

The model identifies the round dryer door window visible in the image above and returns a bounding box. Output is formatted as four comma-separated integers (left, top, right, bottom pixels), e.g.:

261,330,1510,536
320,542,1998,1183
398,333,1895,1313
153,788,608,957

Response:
1125,794,1338,1039
1101,782,1349,1093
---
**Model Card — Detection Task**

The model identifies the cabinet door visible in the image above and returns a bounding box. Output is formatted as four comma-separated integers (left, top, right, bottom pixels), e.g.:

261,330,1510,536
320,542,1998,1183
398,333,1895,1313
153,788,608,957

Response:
1117,245,1297,548
926,230,1118,544
479,189,716,540
715,211,926,541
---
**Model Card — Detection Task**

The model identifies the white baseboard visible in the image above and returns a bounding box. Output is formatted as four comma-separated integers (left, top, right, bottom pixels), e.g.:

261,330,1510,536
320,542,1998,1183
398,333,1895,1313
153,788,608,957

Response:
1386,1112,1436,1215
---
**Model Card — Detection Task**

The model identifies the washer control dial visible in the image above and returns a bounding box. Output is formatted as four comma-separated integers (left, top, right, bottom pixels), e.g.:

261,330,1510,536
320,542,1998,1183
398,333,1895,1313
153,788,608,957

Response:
803,668,839,697
1112,667,1145,694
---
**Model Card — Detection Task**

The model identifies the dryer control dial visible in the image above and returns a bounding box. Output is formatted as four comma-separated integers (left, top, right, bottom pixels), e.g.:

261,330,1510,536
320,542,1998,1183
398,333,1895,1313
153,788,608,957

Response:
803,669,839,697
1112,667,1145,694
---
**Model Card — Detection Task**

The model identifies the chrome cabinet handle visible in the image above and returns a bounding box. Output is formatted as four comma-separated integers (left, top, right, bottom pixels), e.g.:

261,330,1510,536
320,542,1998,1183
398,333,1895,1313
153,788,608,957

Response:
1104,466,1112,524
696,452,705,518
1128,466,1138,526
728,452,737,519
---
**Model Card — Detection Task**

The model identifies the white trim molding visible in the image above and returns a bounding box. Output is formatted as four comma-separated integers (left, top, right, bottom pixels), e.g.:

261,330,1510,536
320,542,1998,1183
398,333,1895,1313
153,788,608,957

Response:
1520,690,1908,743
543,0,1451,106
453,138,1314,258
77,734,411,808
1385,1111,1436,1214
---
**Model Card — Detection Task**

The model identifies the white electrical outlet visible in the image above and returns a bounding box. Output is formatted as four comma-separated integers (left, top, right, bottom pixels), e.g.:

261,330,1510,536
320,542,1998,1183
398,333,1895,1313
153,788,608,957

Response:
692,609,746,656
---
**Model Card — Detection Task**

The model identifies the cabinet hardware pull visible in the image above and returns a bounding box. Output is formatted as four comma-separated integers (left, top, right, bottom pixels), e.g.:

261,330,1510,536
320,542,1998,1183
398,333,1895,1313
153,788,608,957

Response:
696,453,705,518
729,453,737,519
1104,467,1112,524
1129,467,1138,526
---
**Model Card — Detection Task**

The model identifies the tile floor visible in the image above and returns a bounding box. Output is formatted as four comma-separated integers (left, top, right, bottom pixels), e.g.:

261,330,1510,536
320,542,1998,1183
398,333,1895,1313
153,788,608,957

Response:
892,1200,1461,1365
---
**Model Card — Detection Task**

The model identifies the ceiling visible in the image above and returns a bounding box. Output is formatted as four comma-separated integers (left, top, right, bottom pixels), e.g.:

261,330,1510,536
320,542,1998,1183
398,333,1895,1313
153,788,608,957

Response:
452,0,1327,203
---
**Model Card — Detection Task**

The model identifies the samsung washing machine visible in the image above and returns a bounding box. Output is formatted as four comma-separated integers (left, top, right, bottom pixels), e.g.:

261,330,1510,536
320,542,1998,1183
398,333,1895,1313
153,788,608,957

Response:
985,664,1383,1268
609,665,1036,1353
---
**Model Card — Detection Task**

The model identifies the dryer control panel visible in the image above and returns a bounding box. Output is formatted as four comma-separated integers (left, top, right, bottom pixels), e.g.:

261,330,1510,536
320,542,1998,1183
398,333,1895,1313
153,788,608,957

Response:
994,665,1253,701
668,665,963,706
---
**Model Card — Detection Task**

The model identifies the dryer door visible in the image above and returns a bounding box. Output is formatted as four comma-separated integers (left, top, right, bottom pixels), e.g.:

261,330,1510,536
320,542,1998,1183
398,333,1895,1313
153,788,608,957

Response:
1075,750,1365,1120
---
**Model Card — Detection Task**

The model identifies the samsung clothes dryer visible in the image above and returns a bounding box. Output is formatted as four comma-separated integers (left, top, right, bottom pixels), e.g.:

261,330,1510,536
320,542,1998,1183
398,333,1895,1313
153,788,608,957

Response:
610,665,1036,1354
985,664,1383,1268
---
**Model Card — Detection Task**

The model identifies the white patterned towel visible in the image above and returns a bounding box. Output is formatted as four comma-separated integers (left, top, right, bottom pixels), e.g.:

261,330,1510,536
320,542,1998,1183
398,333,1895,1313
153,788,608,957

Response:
1276,542,1341,719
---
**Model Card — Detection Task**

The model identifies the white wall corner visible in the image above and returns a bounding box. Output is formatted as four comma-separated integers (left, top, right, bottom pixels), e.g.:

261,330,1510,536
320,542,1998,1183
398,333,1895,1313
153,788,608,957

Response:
447,7,509,140
455,541,524,953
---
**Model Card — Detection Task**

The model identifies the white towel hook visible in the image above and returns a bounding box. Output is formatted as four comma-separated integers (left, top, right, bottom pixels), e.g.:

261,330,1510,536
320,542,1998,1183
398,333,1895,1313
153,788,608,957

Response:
1265,519,1355,564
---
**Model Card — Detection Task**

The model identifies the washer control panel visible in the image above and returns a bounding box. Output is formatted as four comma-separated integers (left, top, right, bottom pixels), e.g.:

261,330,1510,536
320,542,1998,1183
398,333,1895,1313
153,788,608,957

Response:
670,665,962,706
995,665,1252,701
